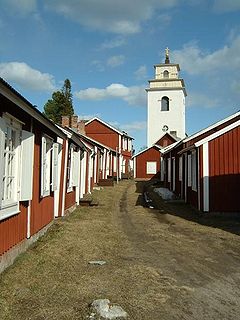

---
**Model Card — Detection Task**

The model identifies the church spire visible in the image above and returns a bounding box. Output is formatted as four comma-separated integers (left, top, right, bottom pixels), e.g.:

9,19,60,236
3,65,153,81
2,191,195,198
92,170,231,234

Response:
165,47,170,64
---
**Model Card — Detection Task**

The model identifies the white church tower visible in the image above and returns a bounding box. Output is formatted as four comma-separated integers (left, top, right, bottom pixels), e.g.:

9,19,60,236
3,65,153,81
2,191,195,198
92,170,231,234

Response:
146,48,187,147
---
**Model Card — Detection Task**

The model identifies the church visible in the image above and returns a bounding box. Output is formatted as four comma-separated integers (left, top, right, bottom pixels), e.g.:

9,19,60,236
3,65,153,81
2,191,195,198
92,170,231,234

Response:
133,48,186,179
133,48,240,213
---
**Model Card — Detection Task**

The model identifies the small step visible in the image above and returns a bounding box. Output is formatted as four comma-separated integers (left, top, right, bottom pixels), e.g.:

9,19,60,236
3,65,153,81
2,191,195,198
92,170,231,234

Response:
79,199,92,207
90,201,99,207
98,179,114,187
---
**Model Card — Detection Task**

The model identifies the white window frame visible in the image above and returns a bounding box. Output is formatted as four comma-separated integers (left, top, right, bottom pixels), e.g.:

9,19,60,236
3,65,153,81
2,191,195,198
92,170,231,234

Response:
191,150,197,192
0,114,34,221
41,134,54,197
51,142,59,192
128,139,132,152
67,144,75,193
147,161,157,174
0,115,21,220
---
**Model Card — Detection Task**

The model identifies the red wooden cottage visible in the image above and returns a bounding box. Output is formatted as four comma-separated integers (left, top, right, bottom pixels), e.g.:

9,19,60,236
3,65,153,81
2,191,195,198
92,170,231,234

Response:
0,79,93,272
85,117,134,179
0,78,78,272
56,125,87,213
133,133,177,179
161,111,240,213
71,130,118,190
61,118,120,190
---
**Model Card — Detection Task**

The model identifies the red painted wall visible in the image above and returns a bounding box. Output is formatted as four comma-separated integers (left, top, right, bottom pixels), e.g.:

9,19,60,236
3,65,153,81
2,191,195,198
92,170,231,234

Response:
0,203,27,255
135,147,161,179
85,120,119,150
155,134,176,147
31,122,55,236
208,126,240,212
65,190,76,210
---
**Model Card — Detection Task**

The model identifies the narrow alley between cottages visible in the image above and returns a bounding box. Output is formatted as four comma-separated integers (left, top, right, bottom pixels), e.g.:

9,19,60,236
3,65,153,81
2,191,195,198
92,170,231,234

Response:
1,180,240,320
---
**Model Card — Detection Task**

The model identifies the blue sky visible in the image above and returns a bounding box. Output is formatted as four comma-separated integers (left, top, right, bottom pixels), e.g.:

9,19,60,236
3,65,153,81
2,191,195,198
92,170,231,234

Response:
0,0,240,152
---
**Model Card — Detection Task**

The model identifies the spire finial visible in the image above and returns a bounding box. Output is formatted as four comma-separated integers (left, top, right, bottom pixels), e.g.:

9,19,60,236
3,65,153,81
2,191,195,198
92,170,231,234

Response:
165,47,170,64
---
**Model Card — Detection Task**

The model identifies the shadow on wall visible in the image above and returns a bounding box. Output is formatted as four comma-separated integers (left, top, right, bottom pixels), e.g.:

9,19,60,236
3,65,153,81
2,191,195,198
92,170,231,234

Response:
207,173,240,213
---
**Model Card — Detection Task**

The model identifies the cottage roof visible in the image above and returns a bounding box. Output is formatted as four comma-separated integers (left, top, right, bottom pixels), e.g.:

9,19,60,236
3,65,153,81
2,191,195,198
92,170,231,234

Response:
85,117,134,139
132,144,162,158
184,110,240,143
0,77,66,139
195,119,240,147
67,127,118,154
56,125,86,150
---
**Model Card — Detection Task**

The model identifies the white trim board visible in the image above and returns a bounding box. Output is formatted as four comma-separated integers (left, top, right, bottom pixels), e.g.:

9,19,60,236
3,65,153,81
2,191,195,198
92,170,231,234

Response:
195,120,240,147
185,111,240,144
132,145,162,158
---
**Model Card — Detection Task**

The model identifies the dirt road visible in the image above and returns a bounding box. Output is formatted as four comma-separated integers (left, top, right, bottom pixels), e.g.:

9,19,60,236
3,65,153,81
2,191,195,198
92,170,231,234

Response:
1,180,240,319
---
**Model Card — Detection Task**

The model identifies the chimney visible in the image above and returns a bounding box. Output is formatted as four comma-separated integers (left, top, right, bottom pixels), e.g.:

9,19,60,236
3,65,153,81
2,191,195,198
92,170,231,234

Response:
77,120,86,135
71,115,78,131
62,116,70,127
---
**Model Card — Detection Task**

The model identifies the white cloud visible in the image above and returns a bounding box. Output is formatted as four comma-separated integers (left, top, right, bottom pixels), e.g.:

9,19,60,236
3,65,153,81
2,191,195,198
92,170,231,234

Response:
1,0,37,15
75,83,146,106
134,65,148,80
78,113,101,120
172,36,240,75
213,0,240,12
122,121,147,132
187,92,220,109
99,37,126,50
91,60,105,72
45,0,179,34
156,13,172,28
0,62,56,91
109,120,146,133
107,55,125,67
231,80,240,94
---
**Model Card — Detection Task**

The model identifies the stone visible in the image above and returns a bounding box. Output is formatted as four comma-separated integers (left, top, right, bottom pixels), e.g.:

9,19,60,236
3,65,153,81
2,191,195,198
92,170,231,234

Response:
90,299,128,319
88,260,106,266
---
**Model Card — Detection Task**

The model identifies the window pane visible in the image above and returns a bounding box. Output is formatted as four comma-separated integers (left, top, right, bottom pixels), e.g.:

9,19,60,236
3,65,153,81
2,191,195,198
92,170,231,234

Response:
2,126,17,204
161,97,169,111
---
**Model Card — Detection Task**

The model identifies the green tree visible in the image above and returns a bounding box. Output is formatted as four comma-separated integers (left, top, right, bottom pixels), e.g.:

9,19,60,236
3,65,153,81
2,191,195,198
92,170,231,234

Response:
44,79,74,124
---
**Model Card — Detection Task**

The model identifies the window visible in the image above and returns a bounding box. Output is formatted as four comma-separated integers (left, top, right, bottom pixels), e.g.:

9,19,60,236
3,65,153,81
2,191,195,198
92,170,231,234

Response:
191,150,197,191
160,158,165,181
1,118,21,208
179,156,182,181
161,96,169,111
0,114,34,220
167,158,171,183
162,139,168,147
113,156,117,172
170,131,177,137
187,154,192,187
163,70,169,78
128,139,132,152
66,144,74,192
146,161,157,174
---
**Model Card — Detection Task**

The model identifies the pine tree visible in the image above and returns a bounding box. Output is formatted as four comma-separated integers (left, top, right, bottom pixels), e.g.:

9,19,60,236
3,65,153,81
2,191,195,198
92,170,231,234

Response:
44,79,74,124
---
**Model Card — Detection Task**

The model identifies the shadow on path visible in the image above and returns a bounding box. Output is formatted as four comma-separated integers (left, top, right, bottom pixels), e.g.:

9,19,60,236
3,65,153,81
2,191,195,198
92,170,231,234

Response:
135,179,240,236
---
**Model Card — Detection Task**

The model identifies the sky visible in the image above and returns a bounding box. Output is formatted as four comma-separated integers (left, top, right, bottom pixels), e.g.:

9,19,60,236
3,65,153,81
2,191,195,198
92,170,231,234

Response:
0,0,240,152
